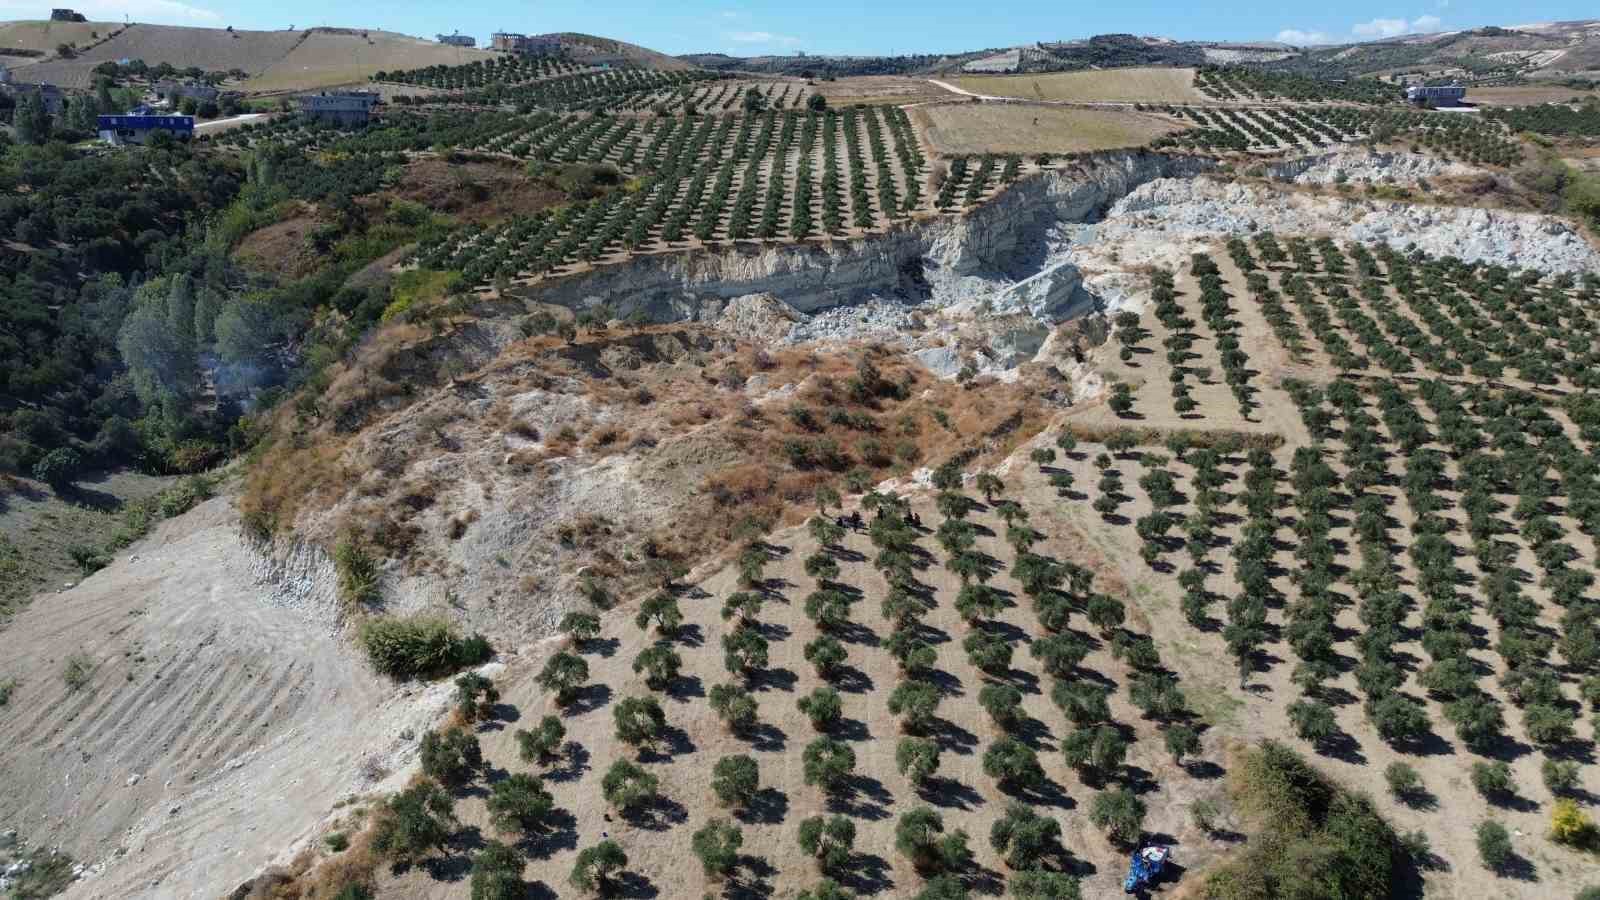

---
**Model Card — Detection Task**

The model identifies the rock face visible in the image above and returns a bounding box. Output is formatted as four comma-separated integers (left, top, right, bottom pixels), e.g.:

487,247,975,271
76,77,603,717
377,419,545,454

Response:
518,150,1212,325
1100,175,1600,275
511,148,1599,371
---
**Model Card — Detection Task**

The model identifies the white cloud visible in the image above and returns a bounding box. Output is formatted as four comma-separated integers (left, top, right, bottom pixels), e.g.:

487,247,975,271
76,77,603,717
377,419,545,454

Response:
1352,17,1410,38
0,0,221,23
726,30,799,46
1276,28,1334,45
1352,14,1442,39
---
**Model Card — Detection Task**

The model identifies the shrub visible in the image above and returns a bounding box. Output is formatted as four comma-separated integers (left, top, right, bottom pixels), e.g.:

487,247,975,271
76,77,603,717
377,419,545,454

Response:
798,814,857,873
334,535,380,605
798,879,855,900
709,682,759,733
1008,869,1081,899
983,737,1045,790
979,682,1025,730
1090,787,1146,847
798,686,844,731
634,593,682,635
803,737,857,794
62,653,95,691
1384,761,1423,801
360,615,492,680
613,695,667,749
963,629,1014,673
372,780,455,863
486,773,552,834
570,839,627,893
692,818,743,878
1191,798,1220,833
601,759,659,811
633,642,682,689
1471,761,1515,801
712,754,759,808
1288,698,1337,745
469,840,524,900
1164,725,1200,764
537,651,589,704
989,803,1061,869
916,876,971,900
1060,725,1128,783
454,672,499,722
896,807,972,873
805,635,849,678
515,716,566,764
1551,798,1599,848
559,611,600,643
722,626,769,675
419,727,481,784
889,680,941,733
896,736,941,785
1476,820,1513,872
1544,758,1581,795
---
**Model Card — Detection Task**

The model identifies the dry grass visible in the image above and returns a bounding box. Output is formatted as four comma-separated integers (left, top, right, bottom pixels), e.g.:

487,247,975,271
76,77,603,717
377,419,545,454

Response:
816,75,953,106
952,66,1203,103
914,103,1182,156
244,30,494,92
1470,84,1600,106
0,19,117,53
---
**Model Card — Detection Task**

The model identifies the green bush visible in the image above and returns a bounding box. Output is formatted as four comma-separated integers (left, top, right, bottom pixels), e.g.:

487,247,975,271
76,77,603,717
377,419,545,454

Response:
372,780,455,863
712,754,760,808
358,615,491,680
486,773,553,834
469,840,524,900
1205,741,1407,898
691,818,743,878
515,715,566,764
419,726,481,784
1476,820,1513,872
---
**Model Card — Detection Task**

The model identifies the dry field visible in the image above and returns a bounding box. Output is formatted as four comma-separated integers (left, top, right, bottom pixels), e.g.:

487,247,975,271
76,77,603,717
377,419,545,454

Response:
6,22,497,91
1469,84,1600,106
913,103,1182,156
951,67,1204,104
0,19,118,56
243,30,496,92
818,75,954,106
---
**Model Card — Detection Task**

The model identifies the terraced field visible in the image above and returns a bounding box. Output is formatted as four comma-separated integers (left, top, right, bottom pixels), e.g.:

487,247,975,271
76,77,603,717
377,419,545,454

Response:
951,67,1205,103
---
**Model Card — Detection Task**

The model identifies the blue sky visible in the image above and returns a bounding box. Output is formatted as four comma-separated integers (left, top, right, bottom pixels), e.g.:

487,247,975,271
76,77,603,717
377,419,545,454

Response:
3,0,1595,56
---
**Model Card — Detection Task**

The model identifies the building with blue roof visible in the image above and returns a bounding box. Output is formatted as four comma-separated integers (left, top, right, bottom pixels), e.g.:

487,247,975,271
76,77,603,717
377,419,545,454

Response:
98,107,195,145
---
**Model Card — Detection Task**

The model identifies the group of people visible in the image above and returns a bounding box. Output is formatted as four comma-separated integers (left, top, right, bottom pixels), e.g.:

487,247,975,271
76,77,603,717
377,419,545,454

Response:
833,507,923,531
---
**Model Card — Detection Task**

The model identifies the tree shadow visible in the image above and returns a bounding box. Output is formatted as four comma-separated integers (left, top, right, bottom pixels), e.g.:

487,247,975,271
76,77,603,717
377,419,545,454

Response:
586,636,621,659
834,716,871,742
622,795,689,832
838,853,896,895
750,666,798,693
929,716,979,755
920,776,984,810
736,787,789,826
567,683,613,716
831,664,874,694
547,741,591,783
667,673,705,703
743,722,786,753
613,870,661,898
520,807,579,859
640,725,696,763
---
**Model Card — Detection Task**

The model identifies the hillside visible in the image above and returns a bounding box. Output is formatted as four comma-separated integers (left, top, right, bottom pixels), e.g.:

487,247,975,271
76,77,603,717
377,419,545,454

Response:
1,22,497,90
